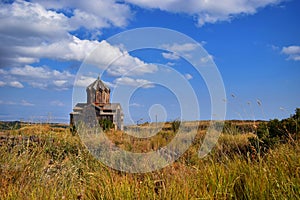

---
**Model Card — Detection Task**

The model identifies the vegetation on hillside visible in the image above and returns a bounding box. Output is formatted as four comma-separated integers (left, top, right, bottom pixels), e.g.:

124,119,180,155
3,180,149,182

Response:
0,109,299,199
250,108,300,155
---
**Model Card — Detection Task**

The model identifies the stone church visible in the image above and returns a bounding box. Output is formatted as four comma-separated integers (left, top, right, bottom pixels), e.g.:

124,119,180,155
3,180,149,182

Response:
70,77,124,130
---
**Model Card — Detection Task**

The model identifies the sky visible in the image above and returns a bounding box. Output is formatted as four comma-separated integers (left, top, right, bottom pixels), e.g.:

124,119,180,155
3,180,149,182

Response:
0,0,299,124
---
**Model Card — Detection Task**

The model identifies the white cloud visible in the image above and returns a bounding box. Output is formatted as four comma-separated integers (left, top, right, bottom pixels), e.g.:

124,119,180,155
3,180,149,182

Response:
0,1,132,68
75,75,156,89
75,75,119,89
162,52,180,60
166,62,176,67
7,101,16,105
10,65,72,79
124,0,286,26
200,54,214,63
0,1,70,39
0,80,24,88
161,42,211,62
4,33,157,77
185,73,193,80
3,35,101,66
53,80,68,87
9,81,24,88
1,0,131,37
281,45,300,61
0,81,6,87
28,82,47,89
162,43,198,53
2,62,157,90
75,75,97,88
114,77,154,88
1,65,74,90
50,100,65,107
282,46,300,54
86,40,158,77
0,1,69,66
103,80,116,89
0,1,157,78
0,0,287,69
0,69,7,75
0,99,34,106
21,100,34,106
32,0,131,29
129,103,144,107
270,44,280,51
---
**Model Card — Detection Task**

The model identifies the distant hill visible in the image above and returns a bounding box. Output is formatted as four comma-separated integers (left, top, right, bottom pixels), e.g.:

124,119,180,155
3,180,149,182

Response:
0,121,22,130
0,121,69,131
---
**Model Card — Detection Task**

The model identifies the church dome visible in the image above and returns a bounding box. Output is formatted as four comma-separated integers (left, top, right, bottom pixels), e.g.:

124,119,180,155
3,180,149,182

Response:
86,76,110,92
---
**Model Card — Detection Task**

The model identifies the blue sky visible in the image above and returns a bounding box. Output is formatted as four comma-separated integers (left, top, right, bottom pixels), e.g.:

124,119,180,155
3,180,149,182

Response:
0,0,299,124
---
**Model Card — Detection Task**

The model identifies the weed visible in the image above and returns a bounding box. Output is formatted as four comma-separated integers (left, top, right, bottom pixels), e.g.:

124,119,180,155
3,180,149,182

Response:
0,114,299,199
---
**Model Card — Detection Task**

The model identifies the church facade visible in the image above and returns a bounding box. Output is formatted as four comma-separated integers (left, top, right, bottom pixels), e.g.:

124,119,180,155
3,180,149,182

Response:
70,77,124,130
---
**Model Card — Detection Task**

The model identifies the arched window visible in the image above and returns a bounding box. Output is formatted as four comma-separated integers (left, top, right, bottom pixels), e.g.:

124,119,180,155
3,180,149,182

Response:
96,90,101,103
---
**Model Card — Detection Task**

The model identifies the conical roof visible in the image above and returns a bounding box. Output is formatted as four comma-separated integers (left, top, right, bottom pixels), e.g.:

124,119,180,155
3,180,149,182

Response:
86,76,110,92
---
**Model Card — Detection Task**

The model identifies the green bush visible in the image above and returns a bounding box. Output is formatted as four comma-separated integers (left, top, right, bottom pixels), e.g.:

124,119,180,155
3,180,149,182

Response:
250,108,300,155
99,118,114,131
171,120,180,133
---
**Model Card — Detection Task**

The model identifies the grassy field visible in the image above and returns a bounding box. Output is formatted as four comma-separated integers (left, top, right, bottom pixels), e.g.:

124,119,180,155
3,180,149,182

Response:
0,120,299,199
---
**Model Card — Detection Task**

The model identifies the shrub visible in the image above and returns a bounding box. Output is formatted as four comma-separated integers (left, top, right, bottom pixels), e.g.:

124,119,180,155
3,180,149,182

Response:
171,120,180,133
249,108,300,155
99,118,114,131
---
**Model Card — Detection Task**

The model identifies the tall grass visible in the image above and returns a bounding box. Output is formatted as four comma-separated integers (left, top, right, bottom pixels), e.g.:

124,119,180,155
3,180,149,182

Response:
0,123,299,199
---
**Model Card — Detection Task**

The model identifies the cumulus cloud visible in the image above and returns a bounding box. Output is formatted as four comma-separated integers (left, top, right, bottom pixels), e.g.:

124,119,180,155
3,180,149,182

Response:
161,43,200,59
0,0,134,68
32,0,131,29
0,99,34,106
86,40,158,76
10,65,73,79
0,80,24,88
161,43,203,60
0,1,68,66
75,75,155,89
161,43,215,64
1,64,155,90
74,75,98,88
0,81,6,87
281,45,300,61
53,80,68,87
0,0,286,94
0,1,70,39
0,34,101,67
162,52,180,60
9,81,24,88
114,77,154,88
1,0,131,37
74,75,115,88
0,65,74,90
0,1,157,79
0,0,283,77
124,0,286,26
162,43,198,53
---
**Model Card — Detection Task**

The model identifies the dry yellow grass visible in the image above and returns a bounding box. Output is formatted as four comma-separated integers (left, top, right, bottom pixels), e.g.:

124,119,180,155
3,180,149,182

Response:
0,121,299,199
